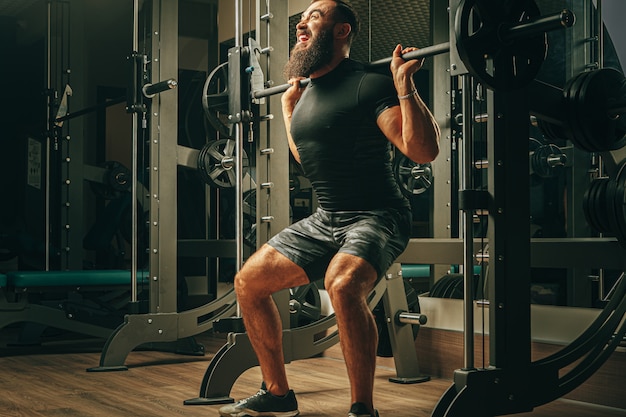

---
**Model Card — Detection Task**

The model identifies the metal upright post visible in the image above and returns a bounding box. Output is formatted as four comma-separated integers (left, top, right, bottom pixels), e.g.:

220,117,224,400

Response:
130,0,140,304
235,0,244,275
460,74,475,369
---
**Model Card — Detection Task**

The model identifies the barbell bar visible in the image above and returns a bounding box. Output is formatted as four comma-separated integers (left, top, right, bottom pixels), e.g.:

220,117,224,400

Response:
250,8,573,101
250,42,448,99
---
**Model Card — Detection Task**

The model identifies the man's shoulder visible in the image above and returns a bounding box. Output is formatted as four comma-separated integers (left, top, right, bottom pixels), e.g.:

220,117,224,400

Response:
345,59,390,77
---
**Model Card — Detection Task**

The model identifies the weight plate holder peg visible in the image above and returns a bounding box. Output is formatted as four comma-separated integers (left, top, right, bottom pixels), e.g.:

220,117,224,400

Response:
202,62,234,139
197,139,249,189
529,138,566,180
394,153,433,198
455,0,548,91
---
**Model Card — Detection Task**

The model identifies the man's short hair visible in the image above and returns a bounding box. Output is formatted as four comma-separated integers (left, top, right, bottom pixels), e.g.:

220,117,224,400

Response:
331,0,360,45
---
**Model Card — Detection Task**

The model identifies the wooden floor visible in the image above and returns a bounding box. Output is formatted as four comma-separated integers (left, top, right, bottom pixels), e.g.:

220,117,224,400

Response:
1,329,625,417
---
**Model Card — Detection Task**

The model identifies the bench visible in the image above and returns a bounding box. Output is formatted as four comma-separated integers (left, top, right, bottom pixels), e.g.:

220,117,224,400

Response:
6,269,149,289
0,269,150,344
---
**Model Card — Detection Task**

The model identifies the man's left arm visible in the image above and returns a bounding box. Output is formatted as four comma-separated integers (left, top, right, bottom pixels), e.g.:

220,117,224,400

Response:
377,45,440,164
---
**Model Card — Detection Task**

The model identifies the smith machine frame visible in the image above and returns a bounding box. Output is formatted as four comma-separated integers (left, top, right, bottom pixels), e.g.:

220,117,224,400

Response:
83,1,626,416
90,0,428,383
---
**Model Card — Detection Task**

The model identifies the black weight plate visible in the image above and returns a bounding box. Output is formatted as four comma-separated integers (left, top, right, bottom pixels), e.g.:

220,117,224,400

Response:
605,172,621,240
603,176,619,238
579,69,626,151
582,179,595,231
588,178,610,233
566,71,589,150
565,71,594,152
595,178,616,235
531,144,562,179
429,274,452,298
455,0,546,91
90,161,131,200
537,119,568,143
202,62,233,138
289,282,322,328
431,274,462,299
393,154,433,198
443,274,464,299
568,72,595,152
197,139,249,188
612,163,626,245
577,69,606,151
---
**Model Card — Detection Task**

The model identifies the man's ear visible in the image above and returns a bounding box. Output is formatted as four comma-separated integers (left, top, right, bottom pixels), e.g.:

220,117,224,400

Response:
335,22,351,39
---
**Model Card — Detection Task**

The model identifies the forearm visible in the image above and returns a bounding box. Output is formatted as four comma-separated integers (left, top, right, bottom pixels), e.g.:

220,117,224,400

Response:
398,90,440,163
282,106,301,163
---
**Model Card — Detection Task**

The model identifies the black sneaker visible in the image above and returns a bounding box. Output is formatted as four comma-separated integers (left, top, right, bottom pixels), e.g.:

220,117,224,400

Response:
218,388,299,417
348,402,379,417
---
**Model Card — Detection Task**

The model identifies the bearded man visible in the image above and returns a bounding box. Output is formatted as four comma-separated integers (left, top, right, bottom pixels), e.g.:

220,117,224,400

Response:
218,1,439,416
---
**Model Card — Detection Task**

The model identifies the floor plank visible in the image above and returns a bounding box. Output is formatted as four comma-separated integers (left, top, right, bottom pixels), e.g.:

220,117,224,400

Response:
0,330,624,417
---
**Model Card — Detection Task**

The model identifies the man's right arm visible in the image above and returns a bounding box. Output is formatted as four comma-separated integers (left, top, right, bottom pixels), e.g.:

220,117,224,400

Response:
281,78,306,163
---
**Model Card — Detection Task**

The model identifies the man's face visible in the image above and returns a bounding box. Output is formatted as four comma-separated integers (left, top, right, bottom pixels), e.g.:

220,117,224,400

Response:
283,1,337,79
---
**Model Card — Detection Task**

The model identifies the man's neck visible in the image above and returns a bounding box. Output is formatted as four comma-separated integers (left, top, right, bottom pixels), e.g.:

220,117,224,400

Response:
309,52,349,79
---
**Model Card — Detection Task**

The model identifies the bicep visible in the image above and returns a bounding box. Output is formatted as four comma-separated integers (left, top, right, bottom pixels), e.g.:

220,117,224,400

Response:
376,105,404,150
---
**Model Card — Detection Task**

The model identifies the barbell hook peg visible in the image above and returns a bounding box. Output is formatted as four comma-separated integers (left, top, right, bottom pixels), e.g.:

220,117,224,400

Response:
143,78,177,98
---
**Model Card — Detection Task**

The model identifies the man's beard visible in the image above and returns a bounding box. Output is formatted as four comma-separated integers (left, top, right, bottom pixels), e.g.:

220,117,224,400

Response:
283,28,334,79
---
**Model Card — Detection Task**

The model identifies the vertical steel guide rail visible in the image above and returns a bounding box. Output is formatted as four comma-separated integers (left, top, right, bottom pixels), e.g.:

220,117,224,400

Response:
130,0,139,302
461,74,475,369
45,2,51,270
596,0,606,300
235,0,244,316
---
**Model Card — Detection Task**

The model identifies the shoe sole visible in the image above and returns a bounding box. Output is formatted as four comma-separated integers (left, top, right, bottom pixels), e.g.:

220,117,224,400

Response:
219,409,300,417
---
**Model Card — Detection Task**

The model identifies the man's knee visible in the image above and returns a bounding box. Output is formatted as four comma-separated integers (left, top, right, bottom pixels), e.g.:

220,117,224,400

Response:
325,272,376,306
325,274,356,303
324,254,378,300
234,244,309,299
234,269,258,300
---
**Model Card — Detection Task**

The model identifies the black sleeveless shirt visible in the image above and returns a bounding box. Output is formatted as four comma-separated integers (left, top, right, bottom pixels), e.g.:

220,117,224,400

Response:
290,59,410,212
